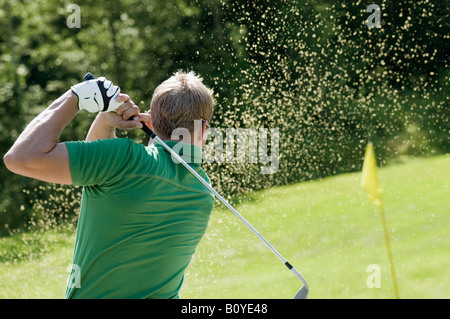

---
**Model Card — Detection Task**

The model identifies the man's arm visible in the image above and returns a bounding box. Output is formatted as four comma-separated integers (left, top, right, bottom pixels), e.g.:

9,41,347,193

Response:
85,112,117,141
3,90,78,184
3,82,150,184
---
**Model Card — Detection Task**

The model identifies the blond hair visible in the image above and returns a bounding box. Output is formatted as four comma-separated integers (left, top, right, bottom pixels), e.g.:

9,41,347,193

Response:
150,71,214,139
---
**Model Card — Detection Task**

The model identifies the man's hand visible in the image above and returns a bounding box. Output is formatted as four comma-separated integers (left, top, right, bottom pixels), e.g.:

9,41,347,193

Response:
71,77,122,113
86,94,151,141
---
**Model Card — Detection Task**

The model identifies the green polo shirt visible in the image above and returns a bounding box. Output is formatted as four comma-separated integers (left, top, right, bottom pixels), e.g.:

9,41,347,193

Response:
64,138,214,299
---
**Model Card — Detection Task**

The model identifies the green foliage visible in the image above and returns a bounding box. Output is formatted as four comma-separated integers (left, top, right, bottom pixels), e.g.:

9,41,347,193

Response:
0,0,448,234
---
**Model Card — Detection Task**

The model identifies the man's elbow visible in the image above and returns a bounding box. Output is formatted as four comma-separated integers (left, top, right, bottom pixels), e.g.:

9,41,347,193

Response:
3,150,29,175
4,145,71,185
4,150,17,173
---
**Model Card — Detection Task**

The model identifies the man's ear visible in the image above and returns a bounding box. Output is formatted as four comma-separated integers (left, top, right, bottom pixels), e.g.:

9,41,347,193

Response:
201,120,208,147
146,111,153,129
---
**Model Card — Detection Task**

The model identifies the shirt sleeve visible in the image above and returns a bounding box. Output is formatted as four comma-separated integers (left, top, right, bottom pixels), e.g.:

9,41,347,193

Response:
65,138,134,187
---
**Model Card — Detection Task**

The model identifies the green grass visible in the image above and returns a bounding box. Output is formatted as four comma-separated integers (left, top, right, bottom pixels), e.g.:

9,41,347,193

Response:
1,155,449,298
0,230,75,298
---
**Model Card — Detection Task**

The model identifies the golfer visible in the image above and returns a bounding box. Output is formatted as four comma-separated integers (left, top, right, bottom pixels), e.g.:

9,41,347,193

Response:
3,71,215,298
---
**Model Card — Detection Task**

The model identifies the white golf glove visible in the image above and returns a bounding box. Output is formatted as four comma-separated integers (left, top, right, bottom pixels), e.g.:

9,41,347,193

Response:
71,77,122,113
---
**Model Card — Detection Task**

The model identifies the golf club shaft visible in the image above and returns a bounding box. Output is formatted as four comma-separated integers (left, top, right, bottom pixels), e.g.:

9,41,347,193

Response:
156,135,284,261
152,134,308,288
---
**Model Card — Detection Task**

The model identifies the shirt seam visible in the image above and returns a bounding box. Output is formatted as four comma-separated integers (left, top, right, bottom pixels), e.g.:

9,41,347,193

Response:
129,173,214,198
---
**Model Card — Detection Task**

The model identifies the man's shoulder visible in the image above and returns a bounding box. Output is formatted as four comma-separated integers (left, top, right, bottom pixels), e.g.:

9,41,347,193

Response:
65,137,145,164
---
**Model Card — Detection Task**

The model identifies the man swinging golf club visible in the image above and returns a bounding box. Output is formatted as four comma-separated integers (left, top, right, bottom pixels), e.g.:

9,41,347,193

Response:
4,72,215,298
5,71,309,299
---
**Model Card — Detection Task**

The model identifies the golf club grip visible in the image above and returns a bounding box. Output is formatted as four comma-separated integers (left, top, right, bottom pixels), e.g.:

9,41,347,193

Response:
140,122,156,138
82,72,156,139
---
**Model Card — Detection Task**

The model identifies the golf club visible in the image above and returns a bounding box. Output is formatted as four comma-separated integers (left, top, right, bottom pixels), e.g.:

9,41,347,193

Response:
83,72,309,299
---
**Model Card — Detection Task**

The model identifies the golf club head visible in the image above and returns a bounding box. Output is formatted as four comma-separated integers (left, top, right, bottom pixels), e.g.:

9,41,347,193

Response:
293,285,309,299
285,262,309,299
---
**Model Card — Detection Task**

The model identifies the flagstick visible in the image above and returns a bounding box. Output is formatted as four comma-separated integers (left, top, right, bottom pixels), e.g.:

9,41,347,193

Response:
377,198,400,299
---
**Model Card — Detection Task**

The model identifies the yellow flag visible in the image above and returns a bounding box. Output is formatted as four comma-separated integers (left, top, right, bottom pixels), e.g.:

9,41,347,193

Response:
360,142,400,298
361,142,382,207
